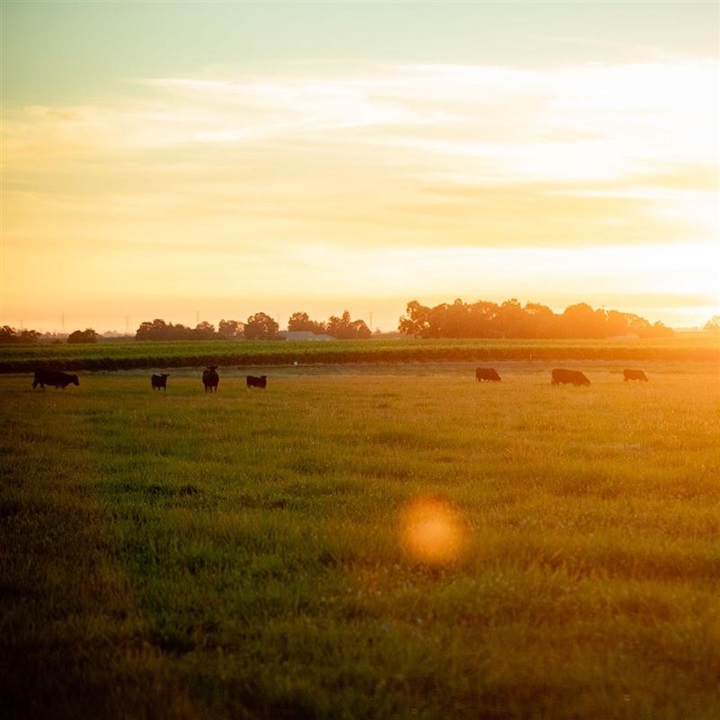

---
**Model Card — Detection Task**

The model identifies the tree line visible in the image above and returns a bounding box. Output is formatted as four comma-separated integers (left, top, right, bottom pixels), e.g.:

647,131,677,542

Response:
134,310,371,341
4,303,715,345
398,299,675,339
0,326,98,345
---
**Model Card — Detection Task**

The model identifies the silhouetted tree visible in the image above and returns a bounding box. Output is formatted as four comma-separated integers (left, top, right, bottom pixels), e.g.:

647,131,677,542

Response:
703,315,720,334
605,310,630,337
218,319,243,338
244,312,279,340
561,303,606,338
644,321,674,338
67,328,99,344
135,319,197,340
523,302,558,338
0,326,42,344
398,298,672,339
467,300,501,337
399,301,432,338
191,321,217,340
497,299,526,338
287,312,327,334
326,310,371,339
136,319,169,340
350,319,372,339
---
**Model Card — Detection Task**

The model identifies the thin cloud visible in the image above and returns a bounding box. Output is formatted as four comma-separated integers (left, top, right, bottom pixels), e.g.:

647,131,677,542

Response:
3,59,717,325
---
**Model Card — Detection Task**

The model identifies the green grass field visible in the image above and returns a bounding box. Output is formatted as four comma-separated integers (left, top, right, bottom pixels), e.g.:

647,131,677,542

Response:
1,358,719,719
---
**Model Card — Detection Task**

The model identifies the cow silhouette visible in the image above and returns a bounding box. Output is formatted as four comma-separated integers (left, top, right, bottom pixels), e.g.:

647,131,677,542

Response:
32,370,79,390
202,366,219,392
475,367,501,382
623,369,648,382
151,373,169,390
551,368,590,386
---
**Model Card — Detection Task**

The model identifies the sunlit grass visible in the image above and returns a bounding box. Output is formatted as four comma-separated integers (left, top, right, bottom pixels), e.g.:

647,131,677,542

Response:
1,360,718,719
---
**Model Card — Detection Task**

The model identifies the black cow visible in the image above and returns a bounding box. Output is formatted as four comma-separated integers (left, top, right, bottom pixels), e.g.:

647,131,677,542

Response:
246,375,267,389
475,367,501,382
202,366,219,392
32,369,79,390
551,368,590,386
151,373,169,390
623,369,648,382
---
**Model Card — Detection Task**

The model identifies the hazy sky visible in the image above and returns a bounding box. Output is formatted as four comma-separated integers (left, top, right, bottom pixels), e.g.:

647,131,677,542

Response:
2,0,718,333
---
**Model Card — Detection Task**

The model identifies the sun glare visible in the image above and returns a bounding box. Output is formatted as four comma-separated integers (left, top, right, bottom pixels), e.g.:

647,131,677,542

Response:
400,496,467,567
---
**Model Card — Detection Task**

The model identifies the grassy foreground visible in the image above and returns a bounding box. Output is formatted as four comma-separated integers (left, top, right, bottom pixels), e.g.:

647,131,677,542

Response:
1,361,719,719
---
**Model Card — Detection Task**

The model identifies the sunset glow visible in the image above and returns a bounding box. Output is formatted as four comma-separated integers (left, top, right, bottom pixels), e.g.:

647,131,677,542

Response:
2,1,718,333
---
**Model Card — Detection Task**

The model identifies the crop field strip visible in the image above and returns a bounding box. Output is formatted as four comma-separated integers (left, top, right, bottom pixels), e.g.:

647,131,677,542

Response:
1,356,719,719
1,335,718,373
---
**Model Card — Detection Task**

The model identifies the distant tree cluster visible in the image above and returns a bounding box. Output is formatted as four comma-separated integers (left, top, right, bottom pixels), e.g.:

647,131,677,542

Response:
135,319,220,341
704,315,720,334
0,326,42,344
134,310,371,341
67,328,99,344
399,299,674,339
296,310,371,339
244,313,278,340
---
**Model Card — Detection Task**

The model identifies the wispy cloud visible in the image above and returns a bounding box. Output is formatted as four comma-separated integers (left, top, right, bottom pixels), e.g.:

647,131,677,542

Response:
6,59,716,161
3,58,717,330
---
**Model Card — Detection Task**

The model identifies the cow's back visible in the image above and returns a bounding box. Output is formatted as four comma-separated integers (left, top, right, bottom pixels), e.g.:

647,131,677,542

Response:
476,367,501,382
33,369,78,389
552,368,590,386
623,369,648,382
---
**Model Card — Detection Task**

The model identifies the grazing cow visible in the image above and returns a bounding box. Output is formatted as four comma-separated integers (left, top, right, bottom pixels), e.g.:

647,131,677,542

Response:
475,367,501,382
151,373,169,390
202,365,219,392
246,375,267,389
32,369,79,390
551,368,590,386
623,369,648,382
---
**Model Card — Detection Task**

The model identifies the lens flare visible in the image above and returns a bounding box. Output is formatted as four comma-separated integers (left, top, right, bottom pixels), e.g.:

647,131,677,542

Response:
400,496,466,566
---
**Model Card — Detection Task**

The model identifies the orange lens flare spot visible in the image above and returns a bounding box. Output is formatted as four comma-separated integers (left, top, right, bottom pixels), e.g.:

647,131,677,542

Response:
400,496,466,566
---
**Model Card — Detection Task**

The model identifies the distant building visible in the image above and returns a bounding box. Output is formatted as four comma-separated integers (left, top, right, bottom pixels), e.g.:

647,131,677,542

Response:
277,331,335,342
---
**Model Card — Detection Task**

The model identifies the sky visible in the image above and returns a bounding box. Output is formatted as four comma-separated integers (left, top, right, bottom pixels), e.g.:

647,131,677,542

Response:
2,0,719,334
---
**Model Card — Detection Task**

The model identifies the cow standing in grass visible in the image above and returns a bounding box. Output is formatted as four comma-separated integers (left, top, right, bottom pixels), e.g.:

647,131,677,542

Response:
623,369,648,382
551,368,590,386
475,367,501,382
202,366,219,392
151,373,169,390
246,375,267,389
32,370,79,390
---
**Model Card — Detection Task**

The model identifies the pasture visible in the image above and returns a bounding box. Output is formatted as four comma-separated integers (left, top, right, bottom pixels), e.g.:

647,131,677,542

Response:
1,359,719,719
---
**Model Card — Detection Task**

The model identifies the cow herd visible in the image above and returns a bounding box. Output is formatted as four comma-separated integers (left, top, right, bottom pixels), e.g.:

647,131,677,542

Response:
475,366,648,385
153,367,267,392
31,365,649,392
31,366,268,393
